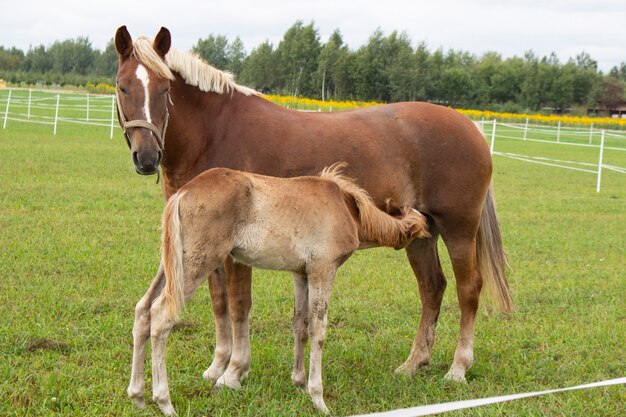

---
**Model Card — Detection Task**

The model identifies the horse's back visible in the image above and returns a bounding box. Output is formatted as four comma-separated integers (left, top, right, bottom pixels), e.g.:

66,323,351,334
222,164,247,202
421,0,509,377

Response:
244,100,493,216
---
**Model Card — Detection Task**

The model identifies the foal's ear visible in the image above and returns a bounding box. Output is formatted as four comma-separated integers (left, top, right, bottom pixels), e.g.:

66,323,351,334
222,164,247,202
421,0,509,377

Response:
115,25,133,58
154,27,171,58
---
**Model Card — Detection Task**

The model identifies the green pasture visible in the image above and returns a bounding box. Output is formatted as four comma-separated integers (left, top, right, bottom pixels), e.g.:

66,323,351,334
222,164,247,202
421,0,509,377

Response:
0,113,624,416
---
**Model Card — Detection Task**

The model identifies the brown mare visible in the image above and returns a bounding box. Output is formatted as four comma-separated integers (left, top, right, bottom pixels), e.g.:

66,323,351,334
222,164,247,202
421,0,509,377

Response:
116,25,513,410
148,165,429,415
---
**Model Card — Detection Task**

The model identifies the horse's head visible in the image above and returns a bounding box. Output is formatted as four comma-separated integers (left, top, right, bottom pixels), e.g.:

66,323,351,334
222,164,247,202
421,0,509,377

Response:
115,26,173,176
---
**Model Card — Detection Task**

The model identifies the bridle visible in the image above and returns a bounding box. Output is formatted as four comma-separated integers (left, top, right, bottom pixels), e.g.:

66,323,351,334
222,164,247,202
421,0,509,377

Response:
115,87,169,152
115,86,171,182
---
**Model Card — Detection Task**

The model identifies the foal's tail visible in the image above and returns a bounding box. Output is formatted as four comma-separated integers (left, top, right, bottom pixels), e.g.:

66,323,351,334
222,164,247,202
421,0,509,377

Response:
321,163,430,248
162,191,186,320
477,185,514,312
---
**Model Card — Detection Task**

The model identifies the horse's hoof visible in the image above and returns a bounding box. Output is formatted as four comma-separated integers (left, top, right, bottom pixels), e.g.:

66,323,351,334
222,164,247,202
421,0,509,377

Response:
394,359,427,376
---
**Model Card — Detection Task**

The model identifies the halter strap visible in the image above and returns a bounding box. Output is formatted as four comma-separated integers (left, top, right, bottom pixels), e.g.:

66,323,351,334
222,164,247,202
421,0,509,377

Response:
115,88,169,152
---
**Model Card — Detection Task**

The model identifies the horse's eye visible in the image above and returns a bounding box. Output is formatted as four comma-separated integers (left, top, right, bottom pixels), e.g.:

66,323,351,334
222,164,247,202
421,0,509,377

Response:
162,87,170,95
119,86,128,94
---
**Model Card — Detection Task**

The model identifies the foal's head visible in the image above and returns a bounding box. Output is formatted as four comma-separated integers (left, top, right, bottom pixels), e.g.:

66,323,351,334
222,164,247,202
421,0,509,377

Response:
115,26,173,175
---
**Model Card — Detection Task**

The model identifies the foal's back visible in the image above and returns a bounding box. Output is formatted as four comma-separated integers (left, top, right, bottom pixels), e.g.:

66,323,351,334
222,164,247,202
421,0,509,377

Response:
178,168,360,273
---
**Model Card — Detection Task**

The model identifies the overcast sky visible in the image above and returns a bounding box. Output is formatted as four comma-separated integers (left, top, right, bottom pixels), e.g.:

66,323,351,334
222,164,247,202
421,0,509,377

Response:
2,0,625,72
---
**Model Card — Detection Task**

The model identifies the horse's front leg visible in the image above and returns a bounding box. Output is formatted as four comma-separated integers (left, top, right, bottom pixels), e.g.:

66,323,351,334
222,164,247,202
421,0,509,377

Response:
202,267,233,381
216,258,252,389
127,263,166,409
291,272,309,389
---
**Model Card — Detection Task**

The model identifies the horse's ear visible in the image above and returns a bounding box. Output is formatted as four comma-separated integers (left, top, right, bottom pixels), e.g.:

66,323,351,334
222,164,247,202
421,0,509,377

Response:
154,27,171,58
115,25,133,58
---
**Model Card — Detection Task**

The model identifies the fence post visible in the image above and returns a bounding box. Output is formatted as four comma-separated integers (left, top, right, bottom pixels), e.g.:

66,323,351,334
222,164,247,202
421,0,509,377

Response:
110,94,115,139
523,118,529,141
53,94,60,135
596,130,605,193
27,89,32,119
86,93,90,121
490,119,497,155
589,123,593,144
3,89,11,129
557,121,561,142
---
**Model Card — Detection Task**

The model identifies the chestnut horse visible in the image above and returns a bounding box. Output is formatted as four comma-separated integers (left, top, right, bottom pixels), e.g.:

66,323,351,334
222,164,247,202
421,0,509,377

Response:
146,165,429,415
116,26,513,406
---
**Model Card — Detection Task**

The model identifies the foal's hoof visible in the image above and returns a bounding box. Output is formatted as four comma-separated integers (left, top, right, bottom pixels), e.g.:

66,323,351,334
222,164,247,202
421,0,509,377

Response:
215,373,242,390
130,397,145,409
311,397,330,414
444,368,467,383
394,359,428,376
203,365,225,382
127,387,145,409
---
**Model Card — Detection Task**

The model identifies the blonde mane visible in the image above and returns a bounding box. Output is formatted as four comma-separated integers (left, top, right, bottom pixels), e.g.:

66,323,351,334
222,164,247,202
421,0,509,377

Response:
132,36,258,96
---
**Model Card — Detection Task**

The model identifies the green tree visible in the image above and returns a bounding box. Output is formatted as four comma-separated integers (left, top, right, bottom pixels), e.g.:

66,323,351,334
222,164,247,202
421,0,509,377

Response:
316,29,352,100
385,31,415,102
226,36,246,78
239,40,277,91
276,20,321,97
48,37,97,75
0,46,24,71
193,34,229,69
94,39,118,77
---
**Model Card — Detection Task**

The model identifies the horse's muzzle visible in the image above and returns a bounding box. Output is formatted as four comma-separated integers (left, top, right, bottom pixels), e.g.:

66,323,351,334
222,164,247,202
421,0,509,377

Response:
132,149,162,175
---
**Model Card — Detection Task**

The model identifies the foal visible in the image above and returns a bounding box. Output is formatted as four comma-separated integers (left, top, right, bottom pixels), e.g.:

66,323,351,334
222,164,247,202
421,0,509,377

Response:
133,165,429,415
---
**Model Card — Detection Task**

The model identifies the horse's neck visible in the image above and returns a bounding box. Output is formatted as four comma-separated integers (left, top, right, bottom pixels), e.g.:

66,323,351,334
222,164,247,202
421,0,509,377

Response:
161,80,264,193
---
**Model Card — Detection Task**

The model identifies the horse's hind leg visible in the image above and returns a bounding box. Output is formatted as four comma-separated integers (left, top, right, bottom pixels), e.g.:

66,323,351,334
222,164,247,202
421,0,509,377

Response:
291,272,309,389
442,235,481,382
203,267,232,381
216,259,252,389
306,266,336,414
396,231,447,375
127,263,166,408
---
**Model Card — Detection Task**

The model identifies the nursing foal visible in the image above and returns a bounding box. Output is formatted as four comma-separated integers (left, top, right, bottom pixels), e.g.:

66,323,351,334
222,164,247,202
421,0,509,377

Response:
136,165,429,415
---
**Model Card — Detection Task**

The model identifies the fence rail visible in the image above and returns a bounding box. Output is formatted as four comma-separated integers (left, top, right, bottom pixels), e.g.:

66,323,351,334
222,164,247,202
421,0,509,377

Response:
1,88,119,138
478,119,626,192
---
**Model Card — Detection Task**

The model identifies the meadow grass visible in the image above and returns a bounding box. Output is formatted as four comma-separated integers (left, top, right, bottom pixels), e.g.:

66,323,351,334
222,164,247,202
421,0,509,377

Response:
0,116,624,416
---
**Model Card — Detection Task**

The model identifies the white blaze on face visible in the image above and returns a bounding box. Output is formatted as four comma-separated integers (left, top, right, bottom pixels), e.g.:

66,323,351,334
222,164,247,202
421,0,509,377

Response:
135,64,151,123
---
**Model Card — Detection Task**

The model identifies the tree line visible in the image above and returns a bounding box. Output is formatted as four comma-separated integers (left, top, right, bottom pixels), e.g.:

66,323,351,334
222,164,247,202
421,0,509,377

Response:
1,20,625,113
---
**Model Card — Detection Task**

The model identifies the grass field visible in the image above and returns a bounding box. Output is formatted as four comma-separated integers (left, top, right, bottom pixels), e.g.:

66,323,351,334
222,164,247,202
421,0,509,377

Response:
0,113,625,416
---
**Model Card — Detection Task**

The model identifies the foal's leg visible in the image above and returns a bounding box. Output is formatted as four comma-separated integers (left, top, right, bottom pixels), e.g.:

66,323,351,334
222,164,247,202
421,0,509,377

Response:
396,231,448,375
291,272,309,389
203,267,233,381
150,273,207,416
127,263,166,408
307,266,336,414
442,235,481,382
216,259,252,389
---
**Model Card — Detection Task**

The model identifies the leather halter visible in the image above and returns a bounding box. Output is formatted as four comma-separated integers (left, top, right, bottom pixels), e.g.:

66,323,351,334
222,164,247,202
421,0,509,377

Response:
115,87,169,152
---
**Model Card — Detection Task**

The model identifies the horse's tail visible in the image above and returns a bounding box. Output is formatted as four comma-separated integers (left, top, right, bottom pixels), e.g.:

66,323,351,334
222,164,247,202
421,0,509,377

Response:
162,191,186,320
320,163,430,248
477,184,514,312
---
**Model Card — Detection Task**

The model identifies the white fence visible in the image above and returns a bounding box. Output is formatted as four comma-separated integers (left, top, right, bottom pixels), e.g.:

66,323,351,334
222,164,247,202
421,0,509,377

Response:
479,119,626,192
0,88,119,138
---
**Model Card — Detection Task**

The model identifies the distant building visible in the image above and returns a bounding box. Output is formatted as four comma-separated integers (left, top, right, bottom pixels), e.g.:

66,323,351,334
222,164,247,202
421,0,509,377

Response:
588,105,626,118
